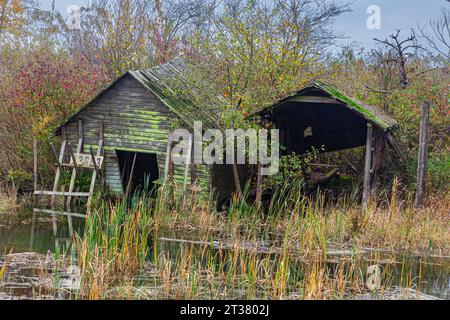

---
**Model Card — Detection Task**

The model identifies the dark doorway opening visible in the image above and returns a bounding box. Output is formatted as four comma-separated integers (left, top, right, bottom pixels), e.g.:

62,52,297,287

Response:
116,150,159,196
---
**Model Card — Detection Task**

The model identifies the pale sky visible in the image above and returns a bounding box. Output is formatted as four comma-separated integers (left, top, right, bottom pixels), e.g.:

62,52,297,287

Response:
41,0,449,50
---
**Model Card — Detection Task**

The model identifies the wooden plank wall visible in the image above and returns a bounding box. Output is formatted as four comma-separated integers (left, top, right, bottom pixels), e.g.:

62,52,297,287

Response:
64,73,209,195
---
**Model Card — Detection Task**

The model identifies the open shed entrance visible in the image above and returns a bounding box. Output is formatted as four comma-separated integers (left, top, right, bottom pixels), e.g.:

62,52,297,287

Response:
272,98,368,156
255,82,398,203
116,150,159,196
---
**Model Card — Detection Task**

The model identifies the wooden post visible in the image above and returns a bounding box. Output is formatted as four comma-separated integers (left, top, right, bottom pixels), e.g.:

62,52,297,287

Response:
256,162,263,209
66,120,83,211
66,142,78,236
30,211,36,250
66,120,83,236
50,128,67,236
79,119,84,152
183,133,193,191
67,143,78,173
163,133,174,184
168,150,174,183
87,139,104,215
415,102,430,208
191,134,197,185
86,123,104,213
125,152,137,199
372,129,385,174
33,136,38,203
99,122,106,192
363,123,374,207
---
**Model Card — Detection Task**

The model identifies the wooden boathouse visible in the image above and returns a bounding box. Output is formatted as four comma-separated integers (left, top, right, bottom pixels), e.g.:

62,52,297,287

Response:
51,57,239,205
255,81,399,203
35,57,399,222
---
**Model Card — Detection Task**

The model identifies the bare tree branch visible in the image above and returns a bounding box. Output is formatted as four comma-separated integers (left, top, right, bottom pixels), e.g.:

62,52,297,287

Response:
374,29,424,88
417,7,450,60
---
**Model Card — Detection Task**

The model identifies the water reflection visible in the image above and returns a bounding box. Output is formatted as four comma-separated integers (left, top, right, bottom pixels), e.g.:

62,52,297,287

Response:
0,210,83,254
0,211,449,300
148,232,450,300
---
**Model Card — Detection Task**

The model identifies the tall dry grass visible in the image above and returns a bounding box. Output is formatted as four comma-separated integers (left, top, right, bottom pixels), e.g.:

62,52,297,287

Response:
0,184,19,213
73,181,449,299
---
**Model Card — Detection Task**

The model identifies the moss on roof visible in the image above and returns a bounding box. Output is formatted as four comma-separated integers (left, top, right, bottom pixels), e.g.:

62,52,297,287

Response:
255,81,398,131
55,56,222,135
313,81,396,130
130,57,223,130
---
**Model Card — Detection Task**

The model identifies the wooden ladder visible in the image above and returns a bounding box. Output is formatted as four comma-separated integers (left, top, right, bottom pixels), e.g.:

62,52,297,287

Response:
33,121,104,236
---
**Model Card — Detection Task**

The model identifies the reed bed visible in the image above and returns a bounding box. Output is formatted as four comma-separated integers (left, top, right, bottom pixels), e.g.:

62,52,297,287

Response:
0,186,19,213
151,182,450,255
71,181,449,299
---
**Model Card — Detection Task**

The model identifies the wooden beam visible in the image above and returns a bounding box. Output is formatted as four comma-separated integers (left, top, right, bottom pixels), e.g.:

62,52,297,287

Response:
120,152,129,190
33,208,86,219
362,123,374,207
386,132,406,163
415,102,430,208
34,191,91,197
183,133,193,191
125,152,137,198
89,146,102,180
50,143,62,170
291,95,345,105
67,143,78,173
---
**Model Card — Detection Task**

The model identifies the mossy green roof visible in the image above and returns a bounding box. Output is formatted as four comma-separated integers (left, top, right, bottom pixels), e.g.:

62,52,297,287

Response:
130,57,223,130
55,56,222,135
313,81,397,130
256,81,398,131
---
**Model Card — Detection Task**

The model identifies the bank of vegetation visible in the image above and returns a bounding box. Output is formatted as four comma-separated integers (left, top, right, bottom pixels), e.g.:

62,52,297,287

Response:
0,0,448,300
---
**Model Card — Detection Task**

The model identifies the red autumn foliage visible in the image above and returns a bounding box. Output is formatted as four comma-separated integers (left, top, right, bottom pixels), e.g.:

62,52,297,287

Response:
0,48,109,175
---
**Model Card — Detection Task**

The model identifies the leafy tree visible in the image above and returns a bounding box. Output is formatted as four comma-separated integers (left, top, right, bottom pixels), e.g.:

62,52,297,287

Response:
187,0,350,197
0,47,107,178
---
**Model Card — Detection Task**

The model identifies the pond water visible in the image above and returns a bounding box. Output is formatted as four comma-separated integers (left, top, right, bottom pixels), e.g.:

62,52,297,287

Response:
0,210,449,300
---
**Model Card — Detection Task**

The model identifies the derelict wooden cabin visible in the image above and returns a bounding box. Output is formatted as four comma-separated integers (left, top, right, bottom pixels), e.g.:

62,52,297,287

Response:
54,57,234,201
50,56,399,212
255,81,400,201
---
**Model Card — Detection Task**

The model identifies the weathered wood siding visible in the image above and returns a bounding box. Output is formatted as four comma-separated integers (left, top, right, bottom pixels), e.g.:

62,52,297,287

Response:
64,73,209,194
